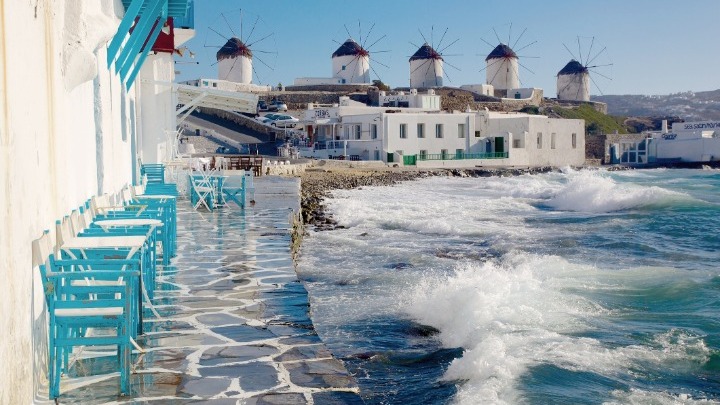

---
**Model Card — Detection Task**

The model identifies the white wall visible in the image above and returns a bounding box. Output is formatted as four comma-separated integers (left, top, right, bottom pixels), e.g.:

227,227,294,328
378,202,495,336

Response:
293,77,344,86
409,59,443,88
138,53,175,166
486,57,520,90
332,54,370,84
384,113,475,158
557,73,590,101
460,84,494,96
218,55,252,84
0,1,136,402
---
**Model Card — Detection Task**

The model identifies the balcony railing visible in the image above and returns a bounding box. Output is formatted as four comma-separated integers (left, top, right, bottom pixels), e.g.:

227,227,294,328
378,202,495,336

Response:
418,152,509,161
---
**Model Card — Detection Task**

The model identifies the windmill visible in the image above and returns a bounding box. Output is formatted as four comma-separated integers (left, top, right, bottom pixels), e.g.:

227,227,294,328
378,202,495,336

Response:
409,27,460,88
479,24,537,93
557,36,613,101
204,9,277,85
331,21,389,84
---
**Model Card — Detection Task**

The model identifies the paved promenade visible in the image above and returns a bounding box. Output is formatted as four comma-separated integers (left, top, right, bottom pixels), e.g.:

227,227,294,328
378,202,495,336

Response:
56,176,362,404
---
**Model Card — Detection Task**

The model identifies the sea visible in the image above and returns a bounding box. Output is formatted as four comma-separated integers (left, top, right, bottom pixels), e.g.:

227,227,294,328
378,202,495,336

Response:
296,168,720,404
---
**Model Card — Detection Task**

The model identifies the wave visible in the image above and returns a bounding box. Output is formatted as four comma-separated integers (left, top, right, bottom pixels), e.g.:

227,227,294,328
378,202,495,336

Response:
402,254,712,404
545,170,693,213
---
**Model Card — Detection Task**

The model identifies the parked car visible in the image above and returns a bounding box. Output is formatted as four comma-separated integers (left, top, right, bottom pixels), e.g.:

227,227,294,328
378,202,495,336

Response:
267,100,288,112
257,100,268,112
269,114,299,128
255,113,281,124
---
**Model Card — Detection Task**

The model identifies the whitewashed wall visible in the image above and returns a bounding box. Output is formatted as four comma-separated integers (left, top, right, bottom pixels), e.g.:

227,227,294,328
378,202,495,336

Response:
332,54,370,84
486,57,520,90
0,1,136,402
138,53,175,165
409,59,443,88
557,73,590,101
218,55,252,84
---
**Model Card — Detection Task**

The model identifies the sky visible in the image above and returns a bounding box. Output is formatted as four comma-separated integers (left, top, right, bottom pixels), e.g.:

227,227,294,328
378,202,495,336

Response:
175,0,720,96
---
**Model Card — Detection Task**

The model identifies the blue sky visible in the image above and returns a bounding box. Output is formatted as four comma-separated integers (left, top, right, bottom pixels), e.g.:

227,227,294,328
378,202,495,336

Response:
175,0,720,95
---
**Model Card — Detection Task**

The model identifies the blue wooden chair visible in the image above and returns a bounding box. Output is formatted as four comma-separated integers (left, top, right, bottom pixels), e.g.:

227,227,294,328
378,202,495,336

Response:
33,232,140,399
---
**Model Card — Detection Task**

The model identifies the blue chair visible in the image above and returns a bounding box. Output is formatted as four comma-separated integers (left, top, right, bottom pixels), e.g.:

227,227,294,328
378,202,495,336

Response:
33,232,140,399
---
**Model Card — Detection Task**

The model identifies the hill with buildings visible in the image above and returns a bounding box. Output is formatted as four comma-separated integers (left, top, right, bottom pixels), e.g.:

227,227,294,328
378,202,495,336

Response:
592,89,720,121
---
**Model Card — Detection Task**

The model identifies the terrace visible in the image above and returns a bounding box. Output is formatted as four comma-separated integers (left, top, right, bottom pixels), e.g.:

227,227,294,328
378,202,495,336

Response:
34,176,361,404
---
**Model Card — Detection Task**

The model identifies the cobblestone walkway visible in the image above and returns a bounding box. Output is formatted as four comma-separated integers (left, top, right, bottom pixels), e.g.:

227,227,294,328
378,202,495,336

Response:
56,177,362,404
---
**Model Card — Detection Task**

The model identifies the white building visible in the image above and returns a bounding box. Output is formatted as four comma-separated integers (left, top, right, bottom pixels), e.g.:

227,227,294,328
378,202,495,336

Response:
217,37,253,84
409,43,444,88
611,120,720,165
298,95,585,167
183,78,271,93
557,60,590,101
486,43,520,91
0,1,194,401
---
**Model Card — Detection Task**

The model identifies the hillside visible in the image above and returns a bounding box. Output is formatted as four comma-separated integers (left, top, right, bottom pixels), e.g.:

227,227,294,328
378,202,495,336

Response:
545,104,628,135
592,89,720,121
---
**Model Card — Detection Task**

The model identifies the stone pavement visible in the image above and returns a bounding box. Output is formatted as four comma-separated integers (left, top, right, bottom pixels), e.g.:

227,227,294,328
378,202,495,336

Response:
54,176,363,404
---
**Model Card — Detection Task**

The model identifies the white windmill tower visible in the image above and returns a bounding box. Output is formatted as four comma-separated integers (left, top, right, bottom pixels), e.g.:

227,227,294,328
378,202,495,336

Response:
557,37,613,101
408,27,460,88
409,43,444,88
205,9,277,85
217,38,253,84
480,25,537,95
485,44,519,90
332,38,371,84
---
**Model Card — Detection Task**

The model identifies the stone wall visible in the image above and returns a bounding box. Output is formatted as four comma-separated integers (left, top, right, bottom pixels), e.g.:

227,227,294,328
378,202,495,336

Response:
197,107,279,139
258,91,370,110
547,99,608,114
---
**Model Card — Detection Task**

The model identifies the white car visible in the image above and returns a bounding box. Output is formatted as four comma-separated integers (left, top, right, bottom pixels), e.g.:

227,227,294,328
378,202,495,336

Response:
255,113,281,124
269,114,299,128
268,101,288,112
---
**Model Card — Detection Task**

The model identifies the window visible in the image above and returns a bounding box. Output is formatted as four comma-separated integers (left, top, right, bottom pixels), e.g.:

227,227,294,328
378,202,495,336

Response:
355,125,362,140
456,149,464,158
342,65,346,71
417,123,425,138
458,123,466,138
400,123,408,139
374,150,380,160
551,133,557,149
436,124,444,138
512,133,525,148
441,149,448,159
537,132,543,149
212,82,217,88
419,150,427,160
475,130,481,138
572,133,577,149
371,124,378,139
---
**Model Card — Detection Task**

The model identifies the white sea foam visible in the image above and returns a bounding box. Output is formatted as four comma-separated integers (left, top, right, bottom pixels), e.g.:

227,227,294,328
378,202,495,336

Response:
605,388,720,404
546,170,689,213
403,253,711,404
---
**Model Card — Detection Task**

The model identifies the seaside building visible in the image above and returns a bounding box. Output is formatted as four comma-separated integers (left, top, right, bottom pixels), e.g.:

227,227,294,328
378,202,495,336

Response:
293,38,372,86
557,60,590,102
608,120,720,165
297,93,585,167
0,1,197,401
409,43,444,88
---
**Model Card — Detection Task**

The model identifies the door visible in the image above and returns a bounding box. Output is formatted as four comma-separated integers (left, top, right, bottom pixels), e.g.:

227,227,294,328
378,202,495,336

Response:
403,155,417,165
494,137,505,153
387,152,394,163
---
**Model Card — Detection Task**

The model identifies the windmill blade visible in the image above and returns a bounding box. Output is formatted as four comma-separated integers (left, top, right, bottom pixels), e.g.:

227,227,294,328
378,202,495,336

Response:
589,74,605,95
335,54,358,77
577,36,583,65
251,48,279,55
559,78,574,95
362,22,376,49
492,27,502,44
517,55,540,59
444,66,454,84
511,62,524,87
332,38,343,45
436,27,449,50
586,63,613,69
575,78,582,100
439,38,460,54
221,12,238,39
370,50,392,54
369,64,384,82
514,40,537,54
251,64,264,85
204,44,225,48
479,37,496,49
518,61,535,75
409,41,420,49
344,24,353,39
590,70,612,81
366,34,386,51
418,29,429,45
488,60,504,85
221,56,240,80
479,58,503,73
245,15,261,44
358,20,362,45
254,54,275,71
369,57,390,69
444,60,461,71
431,25,434,48
424,58,434,83
586,36,596,67
508,23,512,46
512,28,527,49
562,43,579,61
209,27,230,42
586,46,607,66
410,59,430,75
248,32,274,48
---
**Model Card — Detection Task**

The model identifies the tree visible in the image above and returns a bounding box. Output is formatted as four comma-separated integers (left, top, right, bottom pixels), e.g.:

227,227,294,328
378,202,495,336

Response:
372,79,390,92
